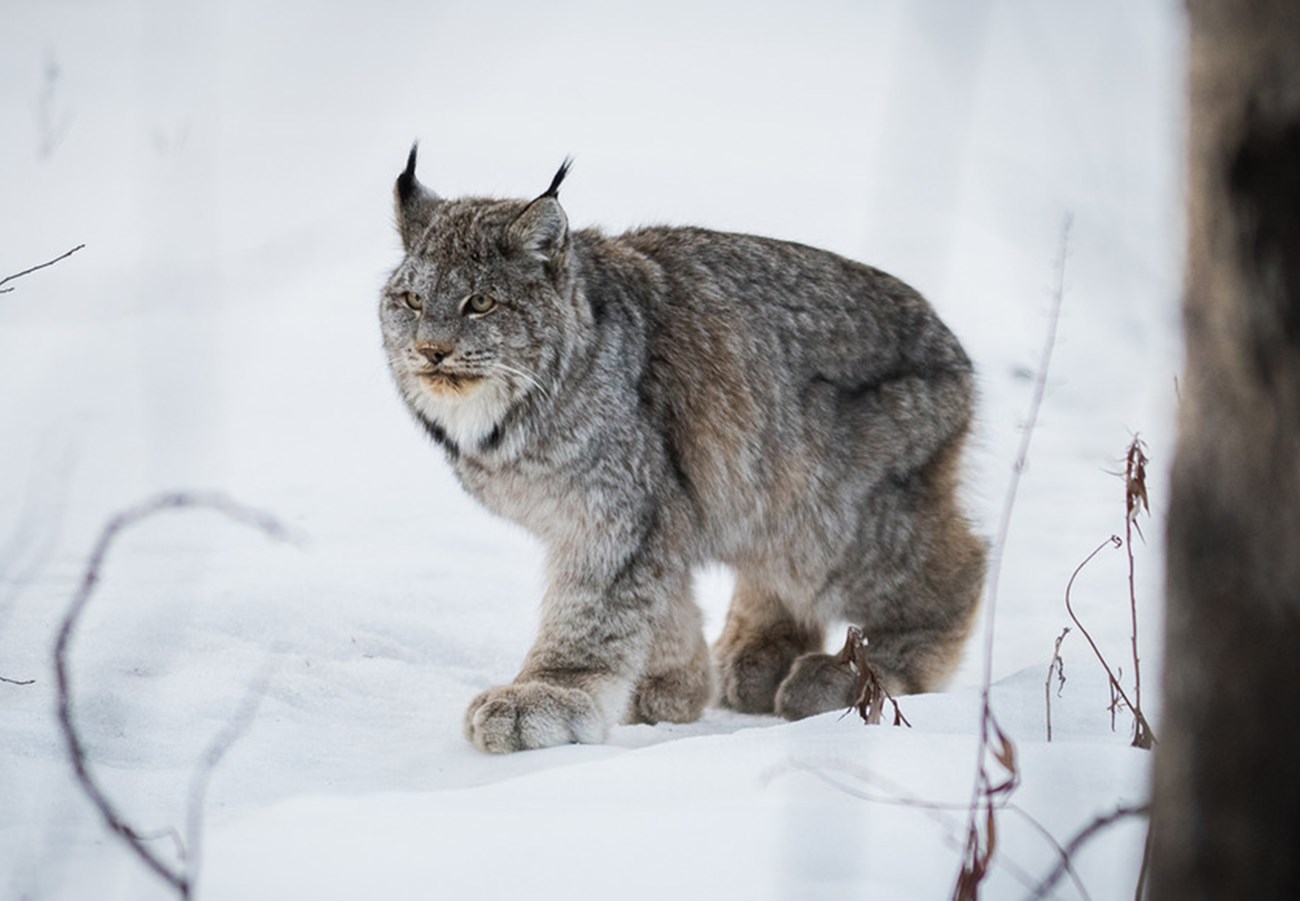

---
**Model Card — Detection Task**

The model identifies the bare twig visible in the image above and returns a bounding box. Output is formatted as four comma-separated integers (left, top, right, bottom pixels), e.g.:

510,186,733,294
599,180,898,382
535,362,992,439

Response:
0,244,85,293
184,662,276,882
953,213,1072,900
1,675,36,685
125,827,187,865
1044,626,1070,742
771,760,1070,896
1025,803,1150,900
1005,803,1092,901
53,491,291,900
1063,535,1158,748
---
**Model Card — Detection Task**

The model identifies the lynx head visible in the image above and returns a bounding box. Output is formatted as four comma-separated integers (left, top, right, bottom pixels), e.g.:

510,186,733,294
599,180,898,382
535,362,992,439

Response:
380,146,585,455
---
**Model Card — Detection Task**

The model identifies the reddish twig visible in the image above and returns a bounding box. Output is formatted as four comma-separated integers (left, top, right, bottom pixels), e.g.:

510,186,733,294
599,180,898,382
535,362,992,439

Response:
53,491,290,900
1063,535,1158,748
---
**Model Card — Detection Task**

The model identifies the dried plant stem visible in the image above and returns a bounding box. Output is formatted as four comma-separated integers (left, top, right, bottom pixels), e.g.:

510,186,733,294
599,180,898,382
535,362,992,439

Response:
0,244,85,294
1063,535,1158,748
1044,627,1070,742
1122,438,1152,749
53,492,290,900
952,214,1072,901
836,625,911,727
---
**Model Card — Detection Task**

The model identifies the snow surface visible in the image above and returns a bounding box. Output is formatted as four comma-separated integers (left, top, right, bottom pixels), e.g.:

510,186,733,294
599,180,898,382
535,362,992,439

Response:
2,1,1185,898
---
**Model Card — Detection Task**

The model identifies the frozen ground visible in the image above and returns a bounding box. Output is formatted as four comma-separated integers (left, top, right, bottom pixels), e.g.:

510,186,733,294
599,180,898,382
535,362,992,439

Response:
1,1,1184,898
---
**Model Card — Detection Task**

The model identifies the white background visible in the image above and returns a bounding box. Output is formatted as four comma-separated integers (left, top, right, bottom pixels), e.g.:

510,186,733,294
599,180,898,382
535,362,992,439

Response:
1,2,1184,898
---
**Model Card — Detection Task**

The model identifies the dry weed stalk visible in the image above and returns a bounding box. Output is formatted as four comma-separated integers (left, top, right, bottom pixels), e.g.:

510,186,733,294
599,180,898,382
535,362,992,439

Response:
53,491,290,900
836,625,911,726
1061,467,1158,751
1121,437,1154,749
1044,626,1070,742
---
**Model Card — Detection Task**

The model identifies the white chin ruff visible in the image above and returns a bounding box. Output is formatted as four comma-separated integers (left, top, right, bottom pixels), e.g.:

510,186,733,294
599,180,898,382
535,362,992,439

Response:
407,378,511,449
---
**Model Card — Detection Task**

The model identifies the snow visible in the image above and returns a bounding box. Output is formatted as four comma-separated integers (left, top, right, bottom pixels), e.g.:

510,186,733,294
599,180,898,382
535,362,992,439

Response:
1,1,1184,898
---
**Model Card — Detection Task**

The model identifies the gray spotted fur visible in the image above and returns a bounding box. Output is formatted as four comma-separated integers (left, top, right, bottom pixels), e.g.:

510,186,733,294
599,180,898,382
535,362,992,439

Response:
380,148,986,753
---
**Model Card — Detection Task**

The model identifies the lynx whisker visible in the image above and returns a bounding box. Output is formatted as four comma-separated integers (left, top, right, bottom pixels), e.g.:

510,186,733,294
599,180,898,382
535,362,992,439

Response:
489,361,552,400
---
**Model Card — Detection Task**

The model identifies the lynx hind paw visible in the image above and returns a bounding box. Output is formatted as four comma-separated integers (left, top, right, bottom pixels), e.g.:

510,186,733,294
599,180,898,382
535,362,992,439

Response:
465,682,605,753
716,641,803,714
630,663,712,725
774,652,859,720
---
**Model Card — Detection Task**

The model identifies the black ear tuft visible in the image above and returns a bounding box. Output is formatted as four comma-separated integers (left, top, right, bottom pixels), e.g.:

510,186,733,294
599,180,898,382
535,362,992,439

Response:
394,142,443,250
397,142,420,205
542,157,573,199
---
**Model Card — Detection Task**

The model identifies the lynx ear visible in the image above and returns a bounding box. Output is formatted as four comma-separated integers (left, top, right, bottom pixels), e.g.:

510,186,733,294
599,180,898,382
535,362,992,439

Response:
508,159,572,264
395,143,442,249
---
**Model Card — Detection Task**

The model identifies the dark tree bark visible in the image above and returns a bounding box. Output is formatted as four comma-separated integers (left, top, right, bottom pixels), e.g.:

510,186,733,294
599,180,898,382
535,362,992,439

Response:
1152,2,1300,898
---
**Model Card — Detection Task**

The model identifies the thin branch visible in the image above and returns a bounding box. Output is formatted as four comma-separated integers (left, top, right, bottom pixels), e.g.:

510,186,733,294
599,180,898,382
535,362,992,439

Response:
1004,803,1092,901
1063,536,1158,746
770,760,1053,895
981,213,1073,694
0,243,85,293
1,675,36,685
53,491,291,900
953,213,1073,900
184,662,276,882
1025,804,1150,901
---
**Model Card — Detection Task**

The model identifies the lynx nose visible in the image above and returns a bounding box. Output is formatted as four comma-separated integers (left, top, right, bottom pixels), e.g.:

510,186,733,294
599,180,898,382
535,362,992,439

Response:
417,344,452,367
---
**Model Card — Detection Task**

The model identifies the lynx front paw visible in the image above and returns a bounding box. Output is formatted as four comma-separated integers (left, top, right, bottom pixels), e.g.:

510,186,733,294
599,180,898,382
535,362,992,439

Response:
464,682,605,753
774,652,858,720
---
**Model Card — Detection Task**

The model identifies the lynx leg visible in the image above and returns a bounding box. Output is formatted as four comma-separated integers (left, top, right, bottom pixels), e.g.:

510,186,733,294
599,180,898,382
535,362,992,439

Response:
775,437,986,720
862,457,986,697
466,528,690,753
714,574,823,714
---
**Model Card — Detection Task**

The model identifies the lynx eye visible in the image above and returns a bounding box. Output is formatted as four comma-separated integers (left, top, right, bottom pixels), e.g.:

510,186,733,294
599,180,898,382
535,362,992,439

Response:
463,292,498,316
400,291,423,313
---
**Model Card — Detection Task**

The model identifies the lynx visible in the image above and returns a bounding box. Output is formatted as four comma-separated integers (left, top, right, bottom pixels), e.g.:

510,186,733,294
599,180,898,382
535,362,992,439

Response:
380,147,985,753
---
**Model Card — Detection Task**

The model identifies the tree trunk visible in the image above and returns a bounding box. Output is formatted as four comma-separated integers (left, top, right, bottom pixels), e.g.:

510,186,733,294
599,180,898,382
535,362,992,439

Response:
1151,1,1300,898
